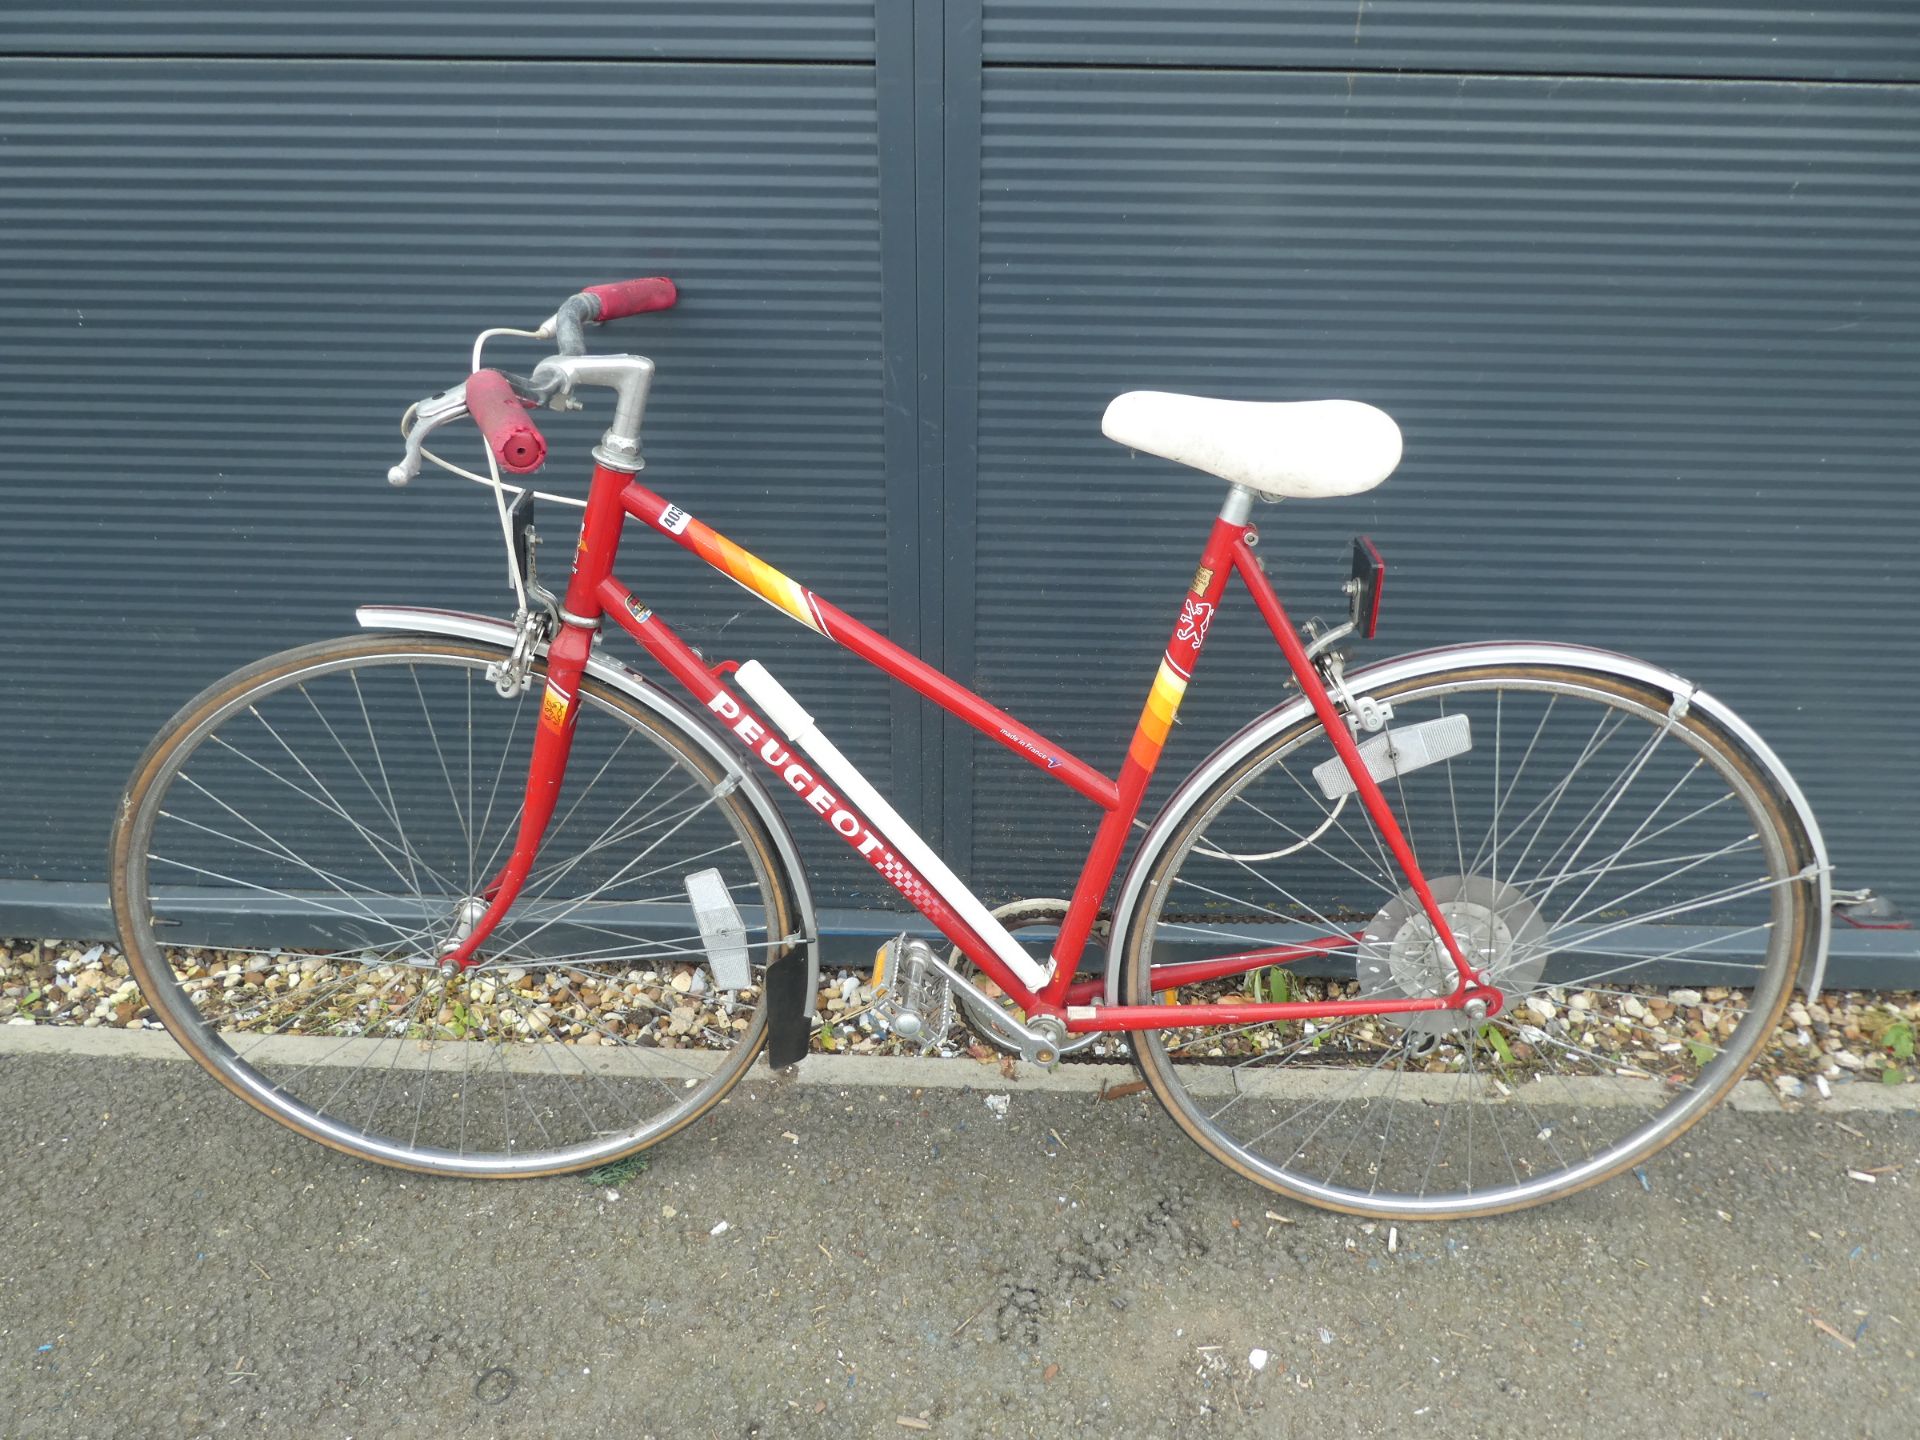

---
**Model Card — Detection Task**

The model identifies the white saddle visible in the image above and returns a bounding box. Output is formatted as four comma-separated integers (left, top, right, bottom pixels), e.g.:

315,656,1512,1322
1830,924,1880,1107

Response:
1102,391,1402,500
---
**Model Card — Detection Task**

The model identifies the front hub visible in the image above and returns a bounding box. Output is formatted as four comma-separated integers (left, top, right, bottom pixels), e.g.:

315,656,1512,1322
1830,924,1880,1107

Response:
439,896,490,966
1356,875,1547,1036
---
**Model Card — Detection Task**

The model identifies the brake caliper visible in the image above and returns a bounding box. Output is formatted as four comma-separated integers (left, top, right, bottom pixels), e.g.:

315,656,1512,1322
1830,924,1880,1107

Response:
487,608,552,698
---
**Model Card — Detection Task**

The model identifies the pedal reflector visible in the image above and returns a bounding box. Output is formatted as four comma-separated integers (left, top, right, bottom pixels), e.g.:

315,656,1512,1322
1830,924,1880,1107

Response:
685,868,752,989
1313,714,1471,801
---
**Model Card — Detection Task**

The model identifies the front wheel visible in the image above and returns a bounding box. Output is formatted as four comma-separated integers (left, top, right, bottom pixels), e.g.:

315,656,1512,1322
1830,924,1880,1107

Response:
1121,653,1819,1220
110,634,804,1178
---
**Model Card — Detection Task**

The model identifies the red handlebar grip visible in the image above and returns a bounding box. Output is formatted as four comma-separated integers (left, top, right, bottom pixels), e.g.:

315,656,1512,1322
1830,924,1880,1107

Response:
466,369,547,475
583,276,678,322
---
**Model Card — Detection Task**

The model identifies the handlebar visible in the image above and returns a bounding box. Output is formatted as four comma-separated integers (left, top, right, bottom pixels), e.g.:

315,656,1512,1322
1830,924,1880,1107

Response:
583,276,678,322
468,278,673,467
390,277,676,485
466,369,548,474
550,275,676,356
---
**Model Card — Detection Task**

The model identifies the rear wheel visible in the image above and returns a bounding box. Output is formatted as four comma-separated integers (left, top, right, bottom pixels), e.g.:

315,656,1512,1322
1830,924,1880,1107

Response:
110,634,802,1178
1122,656,1816,1219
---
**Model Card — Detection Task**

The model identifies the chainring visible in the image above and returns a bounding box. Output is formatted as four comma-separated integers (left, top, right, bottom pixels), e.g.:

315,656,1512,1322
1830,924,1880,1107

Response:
949,898,1105,1057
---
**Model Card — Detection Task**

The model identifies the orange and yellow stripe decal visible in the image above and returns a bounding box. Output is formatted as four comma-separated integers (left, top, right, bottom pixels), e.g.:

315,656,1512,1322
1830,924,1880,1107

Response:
1127,656,1189,769
683,517,826,635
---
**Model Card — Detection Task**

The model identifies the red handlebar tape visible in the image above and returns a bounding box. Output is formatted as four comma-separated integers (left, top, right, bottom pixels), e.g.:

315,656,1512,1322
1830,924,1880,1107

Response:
583,276,678,322
466,369,548,475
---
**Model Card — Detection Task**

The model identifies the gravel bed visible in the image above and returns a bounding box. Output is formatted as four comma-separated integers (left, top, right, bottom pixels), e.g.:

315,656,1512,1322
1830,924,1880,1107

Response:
4,936,1914,1099
0,938,759,1055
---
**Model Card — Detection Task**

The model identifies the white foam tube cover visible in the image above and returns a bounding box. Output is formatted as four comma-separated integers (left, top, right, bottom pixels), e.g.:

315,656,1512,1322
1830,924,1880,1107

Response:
734,660,1053,992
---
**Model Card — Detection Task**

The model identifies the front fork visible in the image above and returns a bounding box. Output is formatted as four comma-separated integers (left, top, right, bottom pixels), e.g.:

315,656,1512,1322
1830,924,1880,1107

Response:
432,620,594,972
435,463,632,972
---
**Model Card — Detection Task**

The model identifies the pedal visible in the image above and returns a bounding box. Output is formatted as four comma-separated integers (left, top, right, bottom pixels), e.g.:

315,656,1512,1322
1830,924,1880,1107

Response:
868,935,953,1051
685,868,752,989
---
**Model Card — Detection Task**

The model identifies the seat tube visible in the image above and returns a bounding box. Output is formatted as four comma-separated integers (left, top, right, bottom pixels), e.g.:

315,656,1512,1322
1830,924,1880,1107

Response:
1048,486,1256,991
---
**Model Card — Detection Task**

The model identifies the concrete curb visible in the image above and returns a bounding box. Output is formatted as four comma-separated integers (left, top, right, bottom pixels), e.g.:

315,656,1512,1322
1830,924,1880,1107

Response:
6,1022,1919,1113
0,1023,1136,1091
0,1024,184,1062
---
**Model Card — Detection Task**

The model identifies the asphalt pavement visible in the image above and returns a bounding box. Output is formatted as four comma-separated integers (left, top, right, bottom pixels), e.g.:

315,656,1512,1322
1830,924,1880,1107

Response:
2,1042,1915,1438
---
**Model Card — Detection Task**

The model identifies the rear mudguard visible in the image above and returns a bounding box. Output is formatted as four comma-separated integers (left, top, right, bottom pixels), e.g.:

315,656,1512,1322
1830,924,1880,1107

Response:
355,606,821,1052
1104,641,1833,1005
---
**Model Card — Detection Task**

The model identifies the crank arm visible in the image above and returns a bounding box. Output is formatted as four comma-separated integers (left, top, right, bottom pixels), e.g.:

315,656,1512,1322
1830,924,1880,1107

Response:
918,946,1066,1066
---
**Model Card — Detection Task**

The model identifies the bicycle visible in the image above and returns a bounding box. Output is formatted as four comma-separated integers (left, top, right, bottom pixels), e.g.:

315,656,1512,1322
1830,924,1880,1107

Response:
109,277,1832,1219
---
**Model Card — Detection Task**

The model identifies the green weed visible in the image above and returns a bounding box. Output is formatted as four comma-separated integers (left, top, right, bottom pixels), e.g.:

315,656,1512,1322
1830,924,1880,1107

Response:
584,1152,650,1188
1479,1025,1516,1068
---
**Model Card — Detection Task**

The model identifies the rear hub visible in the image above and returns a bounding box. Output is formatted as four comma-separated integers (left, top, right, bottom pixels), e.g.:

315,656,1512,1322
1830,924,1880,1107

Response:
1356,875,1547,1037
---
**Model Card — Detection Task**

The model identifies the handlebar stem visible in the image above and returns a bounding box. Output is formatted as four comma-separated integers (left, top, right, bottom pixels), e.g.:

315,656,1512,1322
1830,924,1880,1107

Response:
528,352,657,473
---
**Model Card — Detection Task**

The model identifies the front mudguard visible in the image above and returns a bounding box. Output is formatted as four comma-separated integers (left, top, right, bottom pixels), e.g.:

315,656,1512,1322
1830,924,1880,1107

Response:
355,605,821,1057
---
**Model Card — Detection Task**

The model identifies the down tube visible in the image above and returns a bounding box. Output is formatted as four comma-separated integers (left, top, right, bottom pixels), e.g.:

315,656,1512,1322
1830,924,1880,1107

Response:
596,578,1052,1013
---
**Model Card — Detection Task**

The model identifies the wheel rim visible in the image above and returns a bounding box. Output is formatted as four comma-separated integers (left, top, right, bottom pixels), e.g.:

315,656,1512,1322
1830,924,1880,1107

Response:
1129,667,1808,1217
117,641,791,1176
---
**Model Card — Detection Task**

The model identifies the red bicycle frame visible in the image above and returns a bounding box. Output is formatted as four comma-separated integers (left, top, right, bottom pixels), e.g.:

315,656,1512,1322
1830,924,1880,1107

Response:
438,456,1502,1034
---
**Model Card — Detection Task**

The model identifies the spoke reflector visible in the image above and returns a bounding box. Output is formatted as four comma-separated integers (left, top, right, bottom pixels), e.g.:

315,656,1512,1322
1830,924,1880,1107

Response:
1314,713,1471,800
685,867,751,989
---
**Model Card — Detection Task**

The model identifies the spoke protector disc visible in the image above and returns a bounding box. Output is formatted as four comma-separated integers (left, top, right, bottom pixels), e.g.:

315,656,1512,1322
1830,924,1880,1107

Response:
1356,875,1549,1037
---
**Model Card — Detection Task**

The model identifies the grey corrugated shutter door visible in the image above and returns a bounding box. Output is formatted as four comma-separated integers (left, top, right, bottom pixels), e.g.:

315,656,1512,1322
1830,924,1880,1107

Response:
982,2,1920,78
0,8,908,912
4,3,876,57
2,2,1916,970
957,4,1920,942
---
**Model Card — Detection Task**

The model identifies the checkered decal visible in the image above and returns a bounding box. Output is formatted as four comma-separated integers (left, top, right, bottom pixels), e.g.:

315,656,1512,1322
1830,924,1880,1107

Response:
874,850,933,908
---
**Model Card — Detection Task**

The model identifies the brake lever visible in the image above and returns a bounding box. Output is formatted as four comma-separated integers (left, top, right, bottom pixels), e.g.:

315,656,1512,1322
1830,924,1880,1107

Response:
387,370,568,486
388,383,472,486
